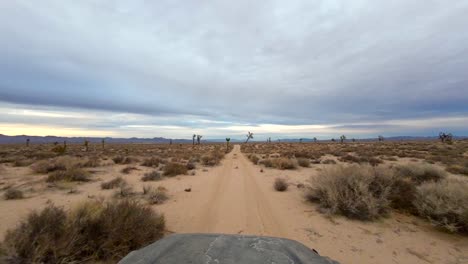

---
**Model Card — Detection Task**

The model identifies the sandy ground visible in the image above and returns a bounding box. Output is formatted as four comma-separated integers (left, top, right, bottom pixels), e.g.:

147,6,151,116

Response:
1,145,468,263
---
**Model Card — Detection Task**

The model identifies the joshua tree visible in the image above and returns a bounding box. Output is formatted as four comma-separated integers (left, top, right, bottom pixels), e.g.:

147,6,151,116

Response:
439,132,453,143
101,139,105,150
226,138,230,151
63,140,67,150
192,134,196,146
26,138,30,147
340,135,346,143
245,132,253,143
299,138,303,143
352,138,356,142
378,135,384,142
53,141,59,146
169,139,172,145
84,140,89,152
313,137,317,143
268,137,271,143
197,135,202,145
331,138,336,142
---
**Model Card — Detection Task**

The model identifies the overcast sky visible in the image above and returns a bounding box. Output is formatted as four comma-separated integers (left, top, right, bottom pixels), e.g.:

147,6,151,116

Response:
1,0,467,139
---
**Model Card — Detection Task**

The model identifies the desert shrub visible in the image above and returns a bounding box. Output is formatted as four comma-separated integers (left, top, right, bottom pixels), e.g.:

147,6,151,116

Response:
446,163,468,176
248,155,260,165
145,186,169,205
3,199,165,263
297,158,310,167
272,158,297,170
201,152,223,166
101,177,126,189
395,164,447,184
163,163,187,176
141,171,163,181
387,178,417,212
31,160,67,174
186,162,196,170
274,178,288,192
259,159,273,167
321,159,336,164
81,158,101,168
13,158,34,167
339,154,360,163
112,156,135,165
114,185,134,198
51,145,66,155
46,167,90,182
414,179,468,233
307,164,392,220
4,189,24,200
141,157,160,167
121,166,138,174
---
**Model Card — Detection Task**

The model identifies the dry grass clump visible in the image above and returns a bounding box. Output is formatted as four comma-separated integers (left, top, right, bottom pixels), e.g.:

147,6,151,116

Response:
201,152,223,166
114,185,134,198
297,158,310,167
186,162,196,170
446,162,468,176
13,158,34,167
248,154,260,164
112,156,135,165
274,178,288,192
272,158,297,170
141,171,163,181
141,157,160,167
81,157,101,168
3,199,165,263
163,163,187,177
321,159,336,164
46,167,90,183
4,189,24,200
31,160,67,174
395,163,447,184
121,166,138,174
144,186,169,205
259,159,274,167
101,177,127,189
414,179,468,233
307,164,392,220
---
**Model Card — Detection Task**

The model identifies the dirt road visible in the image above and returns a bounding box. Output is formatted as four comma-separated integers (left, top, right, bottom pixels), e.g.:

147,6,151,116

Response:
158,145,287,236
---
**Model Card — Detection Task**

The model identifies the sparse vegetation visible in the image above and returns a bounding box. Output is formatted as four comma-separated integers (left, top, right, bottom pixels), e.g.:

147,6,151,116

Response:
274,178,288,191
142,171,163,181
3,199,165,263
141,157,160,167
394,163,447,184
144,186,169,205
46,167,91,182
272,158,297,170
101,177,127,189
121,166,138,174
307,164,393,220
414,179,468,233
297,158,310,167
4,189,24,200
163,162,187,176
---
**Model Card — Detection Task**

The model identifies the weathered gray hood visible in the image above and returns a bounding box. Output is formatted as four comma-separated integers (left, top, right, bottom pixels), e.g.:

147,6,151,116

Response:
119,233,339,264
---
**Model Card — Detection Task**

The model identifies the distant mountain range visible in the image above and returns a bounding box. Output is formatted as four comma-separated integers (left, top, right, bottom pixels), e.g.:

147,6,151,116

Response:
0,134,466,144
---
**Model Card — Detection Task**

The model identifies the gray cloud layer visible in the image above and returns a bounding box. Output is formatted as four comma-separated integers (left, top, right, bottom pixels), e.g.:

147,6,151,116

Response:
1,1,467,137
